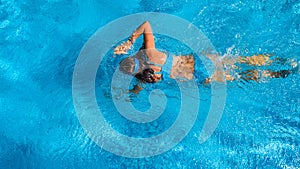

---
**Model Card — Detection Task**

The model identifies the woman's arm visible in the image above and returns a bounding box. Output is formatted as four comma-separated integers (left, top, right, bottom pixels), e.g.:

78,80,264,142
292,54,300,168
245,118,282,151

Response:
114,21,155,54
129,84,143,94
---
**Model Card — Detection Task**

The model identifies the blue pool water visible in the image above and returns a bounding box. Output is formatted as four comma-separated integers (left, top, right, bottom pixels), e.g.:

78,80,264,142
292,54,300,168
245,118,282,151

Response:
1,0,300,168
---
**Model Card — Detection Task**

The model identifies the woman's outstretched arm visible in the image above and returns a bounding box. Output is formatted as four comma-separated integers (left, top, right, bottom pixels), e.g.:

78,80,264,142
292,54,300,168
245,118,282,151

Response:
114,21,155,54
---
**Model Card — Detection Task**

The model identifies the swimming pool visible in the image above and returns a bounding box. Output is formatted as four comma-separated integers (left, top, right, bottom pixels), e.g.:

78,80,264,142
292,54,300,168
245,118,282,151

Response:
1,0,299,168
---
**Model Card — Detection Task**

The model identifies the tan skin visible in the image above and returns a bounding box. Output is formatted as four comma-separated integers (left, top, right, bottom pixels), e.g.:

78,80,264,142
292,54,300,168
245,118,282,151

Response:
114,21,194,82
114,21,165,76
114,21,297,93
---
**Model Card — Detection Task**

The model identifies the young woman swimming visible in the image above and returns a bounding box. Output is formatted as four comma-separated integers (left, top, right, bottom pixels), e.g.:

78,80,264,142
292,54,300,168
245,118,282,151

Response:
114,21,194,82
114,21,298,93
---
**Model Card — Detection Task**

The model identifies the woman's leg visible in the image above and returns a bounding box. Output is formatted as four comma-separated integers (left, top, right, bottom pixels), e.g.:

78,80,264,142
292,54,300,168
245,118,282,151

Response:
238,69,292,82
235,54,273,66
203,52,298,83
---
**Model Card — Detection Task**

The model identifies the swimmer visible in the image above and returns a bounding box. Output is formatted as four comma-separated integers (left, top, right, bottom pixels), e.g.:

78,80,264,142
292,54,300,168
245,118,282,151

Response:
114,21,298,93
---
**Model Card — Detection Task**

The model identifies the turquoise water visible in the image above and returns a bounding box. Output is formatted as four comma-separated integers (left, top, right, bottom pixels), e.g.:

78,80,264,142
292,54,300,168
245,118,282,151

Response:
1,0,300,168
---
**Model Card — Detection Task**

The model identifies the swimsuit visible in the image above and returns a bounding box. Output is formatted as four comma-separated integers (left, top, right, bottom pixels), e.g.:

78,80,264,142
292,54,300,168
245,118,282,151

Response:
132,52,173,81
146,52,173,79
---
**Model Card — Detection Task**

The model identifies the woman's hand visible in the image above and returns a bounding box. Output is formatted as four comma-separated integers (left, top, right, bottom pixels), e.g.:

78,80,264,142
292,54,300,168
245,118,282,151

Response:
114,40,132,54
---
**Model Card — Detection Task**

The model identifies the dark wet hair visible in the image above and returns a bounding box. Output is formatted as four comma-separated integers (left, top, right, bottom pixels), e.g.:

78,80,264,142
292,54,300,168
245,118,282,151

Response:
119,57,156,83
135,68,156,83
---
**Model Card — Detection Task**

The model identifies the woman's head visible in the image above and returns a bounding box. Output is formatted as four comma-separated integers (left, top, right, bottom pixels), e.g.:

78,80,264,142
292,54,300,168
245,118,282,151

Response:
119,57,157,83
119,57,136,74
119,57,148,74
